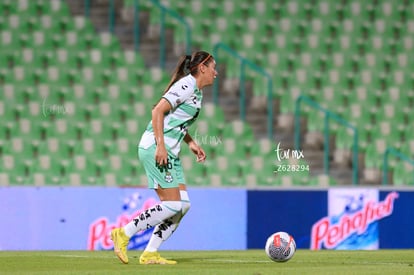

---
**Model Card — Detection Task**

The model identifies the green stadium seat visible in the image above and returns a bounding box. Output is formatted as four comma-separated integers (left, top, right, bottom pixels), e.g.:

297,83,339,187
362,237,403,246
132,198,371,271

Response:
59,31,88,50
0,30,19,50
256,174,283,186
392,162,414,186
309,174,338,186
343,103,373,130
73,101,97,122
0,68,13,86
244,138,272,159
364,139,386,170
222,119,254,140
0,138,12,159
0,0,15,15
221,55,240,79
335,126,358,150
213,156,245,186
71,14,95,34
0,49,18,68
199,102,225,123
374,103,405,134
222,138,245,158
315,86,342,111
184,160,211,186
0,172,10,186
305,109,325,132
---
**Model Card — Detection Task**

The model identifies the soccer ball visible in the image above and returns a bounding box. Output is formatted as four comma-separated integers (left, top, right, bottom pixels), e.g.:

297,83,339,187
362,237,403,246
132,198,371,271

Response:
265,231,296,262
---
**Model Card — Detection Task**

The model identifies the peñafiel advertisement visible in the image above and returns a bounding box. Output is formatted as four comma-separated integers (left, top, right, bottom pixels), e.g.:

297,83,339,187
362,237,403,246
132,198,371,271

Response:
0,187,247,251
247,188,413,250
311,189,399,250
87,191,158,251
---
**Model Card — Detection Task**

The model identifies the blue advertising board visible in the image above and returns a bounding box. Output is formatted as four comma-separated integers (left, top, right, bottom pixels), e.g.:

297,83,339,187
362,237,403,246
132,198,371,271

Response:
0,187,247,250
378,190,414,249
246,188,413,250
247,190,327,249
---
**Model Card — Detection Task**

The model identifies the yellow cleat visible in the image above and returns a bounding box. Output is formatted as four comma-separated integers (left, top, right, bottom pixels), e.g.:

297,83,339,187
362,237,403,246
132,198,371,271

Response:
110,228,130,264
139,251,177,265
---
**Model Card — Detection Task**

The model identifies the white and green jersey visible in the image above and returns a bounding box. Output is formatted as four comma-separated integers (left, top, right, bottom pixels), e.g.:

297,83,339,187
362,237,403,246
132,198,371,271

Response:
138,74,202,157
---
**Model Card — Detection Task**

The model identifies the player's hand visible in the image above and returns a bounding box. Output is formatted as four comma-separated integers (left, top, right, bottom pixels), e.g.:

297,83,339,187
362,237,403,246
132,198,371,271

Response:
188,141,206,163
155,145,168,166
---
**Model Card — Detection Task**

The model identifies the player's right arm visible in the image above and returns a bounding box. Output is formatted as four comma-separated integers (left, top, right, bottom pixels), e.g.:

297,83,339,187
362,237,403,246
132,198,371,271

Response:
152,98,172,166
184,133,206,162
155,76,194,164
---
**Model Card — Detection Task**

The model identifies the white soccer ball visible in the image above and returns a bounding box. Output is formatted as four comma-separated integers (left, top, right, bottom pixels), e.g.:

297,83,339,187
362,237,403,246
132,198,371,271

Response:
265,231,296,262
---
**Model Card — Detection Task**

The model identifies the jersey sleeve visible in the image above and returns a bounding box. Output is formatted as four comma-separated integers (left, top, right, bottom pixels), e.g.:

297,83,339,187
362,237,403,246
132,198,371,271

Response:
162,77,194,109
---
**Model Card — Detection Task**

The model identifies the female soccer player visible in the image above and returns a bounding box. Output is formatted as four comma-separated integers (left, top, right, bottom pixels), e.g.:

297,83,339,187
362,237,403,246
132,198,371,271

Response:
111,51,218,264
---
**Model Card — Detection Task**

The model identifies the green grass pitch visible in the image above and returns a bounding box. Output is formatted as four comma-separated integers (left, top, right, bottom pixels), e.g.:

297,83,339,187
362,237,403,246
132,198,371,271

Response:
0,250,413,274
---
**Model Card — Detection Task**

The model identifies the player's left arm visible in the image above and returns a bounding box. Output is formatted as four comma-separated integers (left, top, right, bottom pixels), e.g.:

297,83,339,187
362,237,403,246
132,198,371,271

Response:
184,133,206,162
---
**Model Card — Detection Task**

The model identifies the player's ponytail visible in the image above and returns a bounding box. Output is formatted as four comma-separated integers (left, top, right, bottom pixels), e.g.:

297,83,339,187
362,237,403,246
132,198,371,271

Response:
163,55,191,94
163,51,212,94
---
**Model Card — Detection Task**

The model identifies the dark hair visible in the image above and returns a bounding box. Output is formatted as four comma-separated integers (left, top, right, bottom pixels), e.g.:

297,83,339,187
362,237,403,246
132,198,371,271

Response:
163,51,213,94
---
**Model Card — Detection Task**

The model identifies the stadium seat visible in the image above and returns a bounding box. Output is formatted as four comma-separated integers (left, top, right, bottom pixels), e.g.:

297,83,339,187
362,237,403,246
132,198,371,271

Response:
392,162,414,186
309,174,338,186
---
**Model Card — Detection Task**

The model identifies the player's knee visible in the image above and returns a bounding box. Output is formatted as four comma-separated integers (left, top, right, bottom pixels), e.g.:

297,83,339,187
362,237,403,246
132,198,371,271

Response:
182,200,191,216
161,201,182,214
179,190,191,215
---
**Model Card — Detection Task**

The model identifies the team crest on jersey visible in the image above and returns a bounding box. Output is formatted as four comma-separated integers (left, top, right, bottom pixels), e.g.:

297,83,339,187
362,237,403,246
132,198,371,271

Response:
164,172,173,183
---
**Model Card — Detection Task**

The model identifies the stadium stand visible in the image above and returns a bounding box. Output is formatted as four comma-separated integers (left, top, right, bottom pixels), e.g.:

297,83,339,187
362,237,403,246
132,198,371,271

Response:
0,0,413,186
